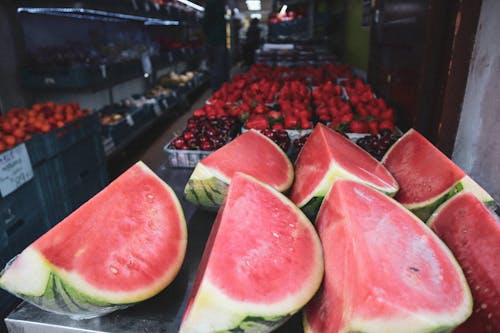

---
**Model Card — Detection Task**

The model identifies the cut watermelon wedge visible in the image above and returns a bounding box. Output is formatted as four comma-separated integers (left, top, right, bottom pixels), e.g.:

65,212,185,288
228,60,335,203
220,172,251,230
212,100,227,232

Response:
184,129,294,211
304,180,472,333
428,193,500,333
290,123,398,220
0,161,187,319
382,129,495,221
180,173,324,333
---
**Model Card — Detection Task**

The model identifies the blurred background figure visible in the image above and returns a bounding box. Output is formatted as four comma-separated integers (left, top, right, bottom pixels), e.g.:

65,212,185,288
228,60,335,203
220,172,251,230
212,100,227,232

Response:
243,18,262,67
203,0,229,92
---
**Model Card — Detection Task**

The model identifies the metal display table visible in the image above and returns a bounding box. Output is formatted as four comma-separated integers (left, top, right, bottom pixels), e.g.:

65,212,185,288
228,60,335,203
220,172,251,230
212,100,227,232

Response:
4,166,304,333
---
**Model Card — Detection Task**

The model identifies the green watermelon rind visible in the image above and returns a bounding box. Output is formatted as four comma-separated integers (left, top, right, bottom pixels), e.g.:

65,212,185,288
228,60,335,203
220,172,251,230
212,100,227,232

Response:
0,249,120,319
181,279,310,333
184,147,294,211
180,174,324,333
296,164,399,220
184,169,229,211
404,176,496,222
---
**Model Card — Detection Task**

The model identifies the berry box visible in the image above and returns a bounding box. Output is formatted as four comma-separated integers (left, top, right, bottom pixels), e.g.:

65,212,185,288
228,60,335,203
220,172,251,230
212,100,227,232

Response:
163,139,213,168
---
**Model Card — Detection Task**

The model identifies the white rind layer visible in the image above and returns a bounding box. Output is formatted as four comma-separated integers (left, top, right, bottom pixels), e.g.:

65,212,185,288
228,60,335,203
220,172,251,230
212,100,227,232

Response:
296,160,399,208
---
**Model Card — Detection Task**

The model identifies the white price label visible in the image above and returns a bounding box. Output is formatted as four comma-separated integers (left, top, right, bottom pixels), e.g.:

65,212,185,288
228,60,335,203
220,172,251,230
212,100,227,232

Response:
0,144,34,197
126,114,135,127
154,102,162,115
102,137,116,156
99,64,107,79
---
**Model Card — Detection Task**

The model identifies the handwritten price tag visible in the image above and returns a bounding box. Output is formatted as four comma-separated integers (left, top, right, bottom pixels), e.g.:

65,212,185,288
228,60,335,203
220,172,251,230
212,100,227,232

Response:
0,143,34,197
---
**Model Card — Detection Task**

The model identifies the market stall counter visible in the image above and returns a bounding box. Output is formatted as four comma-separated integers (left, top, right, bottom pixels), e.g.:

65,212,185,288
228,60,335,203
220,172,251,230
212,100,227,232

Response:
4,165,304,333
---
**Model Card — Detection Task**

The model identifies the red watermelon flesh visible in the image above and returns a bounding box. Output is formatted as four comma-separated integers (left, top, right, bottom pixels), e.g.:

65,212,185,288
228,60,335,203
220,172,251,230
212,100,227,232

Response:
201,129,293,191
382,129,465,205
304,180,472,333
0,161,187,318
180,172,323,333
428,192,500,333
290,123,398,210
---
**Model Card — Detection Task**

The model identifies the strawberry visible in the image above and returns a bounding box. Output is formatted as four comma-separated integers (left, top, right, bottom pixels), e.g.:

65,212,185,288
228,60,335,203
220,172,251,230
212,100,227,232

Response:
379,120,395,132
380,108,395,121
246,115,269,130
284,116,299,129
349,120,367,133
368,120,379,135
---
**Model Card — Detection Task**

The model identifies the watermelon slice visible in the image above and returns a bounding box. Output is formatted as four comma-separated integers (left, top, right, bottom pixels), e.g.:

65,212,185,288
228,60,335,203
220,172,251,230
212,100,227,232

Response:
179,173,323,332
428,193,500,333
382,129,495,221
184,129,294,211
304,180,472,333
289,123,398,220
0,161,187,319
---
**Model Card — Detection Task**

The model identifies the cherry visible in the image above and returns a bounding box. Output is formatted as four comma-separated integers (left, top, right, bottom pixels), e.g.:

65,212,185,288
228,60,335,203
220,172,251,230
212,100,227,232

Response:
183,131,195,140
200,141,213,151
173,137,185,149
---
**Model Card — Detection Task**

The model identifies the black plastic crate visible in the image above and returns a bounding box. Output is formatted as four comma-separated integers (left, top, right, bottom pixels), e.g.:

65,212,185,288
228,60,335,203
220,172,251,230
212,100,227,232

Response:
39,112,101,159
66,165,108,212
131,106,156,128
24,136,48,166
35,133,108,227
4,208,48,258
0,178,47,241
33,158,70,228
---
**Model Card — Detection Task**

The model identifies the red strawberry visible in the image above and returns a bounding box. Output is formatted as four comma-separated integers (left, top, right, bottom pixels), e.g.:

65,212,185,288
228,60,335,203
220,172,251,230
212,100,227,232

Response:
349,120,367,133
379,120,395,132
368,120,379,135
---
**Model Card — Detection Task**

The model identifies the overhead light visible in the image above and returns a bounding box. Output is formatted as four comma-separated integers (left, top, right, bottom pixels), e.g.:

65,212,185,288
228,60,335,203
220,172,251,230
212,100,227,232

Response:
17,7,179,25
279,5,288,15
176,0,204,12
246,0,261,11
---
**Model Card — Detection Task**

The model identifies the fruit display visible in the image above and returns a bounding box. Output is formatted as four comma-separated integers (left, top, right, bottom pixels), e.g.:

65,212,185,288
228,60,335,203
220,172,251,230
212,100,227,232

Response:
304,180,472,332
355,130,399,160
290,123,399,220
0,162,187,318
260,129,291,152
184,130,294,211
145,86,173,98
428,193,500,333
167,115,239,151
382,129,495,221
179,173,323,333
98,104,133,126
0,102,91,153
157,71,197,87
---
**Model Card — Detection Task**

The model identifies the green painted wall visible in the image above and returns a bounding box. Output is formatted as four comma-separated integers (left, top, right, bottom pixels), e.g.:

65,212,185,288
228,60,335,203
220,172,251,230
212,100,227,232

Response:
344,0,370,71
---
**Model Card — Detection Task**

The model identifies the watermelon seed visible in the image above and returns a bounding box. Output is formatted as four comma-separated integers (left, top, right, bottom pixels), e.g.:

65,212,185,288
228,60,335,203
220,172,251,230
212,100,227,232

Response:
409,266,419,272
488,313,493,319
288,223,294,228
272,232,280,238
481,303,488,309
109,266,119,275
